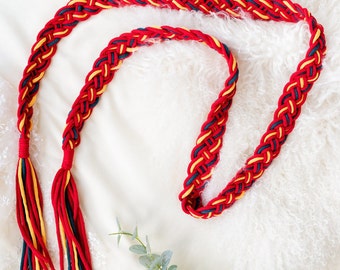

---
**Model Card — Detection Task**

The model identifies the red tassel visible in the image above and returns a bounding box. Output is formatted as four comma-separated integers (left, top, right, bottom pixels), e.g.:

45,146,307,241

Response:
16,138,54,269
51,148,92,270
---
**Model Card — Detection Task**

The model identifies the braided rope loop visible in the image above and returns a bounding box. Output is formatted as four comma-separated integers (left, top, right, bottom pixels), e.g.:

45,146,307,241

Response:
54,26,237,270
16,0,326,268
179,7,326,219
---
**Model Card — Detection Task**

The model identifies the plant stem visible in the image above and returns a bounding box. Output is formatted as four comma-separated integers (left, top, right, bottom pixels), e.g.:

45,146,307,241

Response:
110,231,147,249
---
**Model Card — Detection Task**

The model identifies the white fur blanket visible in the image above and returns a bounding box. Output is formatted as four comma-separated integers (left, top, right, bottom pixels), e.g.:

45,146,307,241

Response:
0,0,339,269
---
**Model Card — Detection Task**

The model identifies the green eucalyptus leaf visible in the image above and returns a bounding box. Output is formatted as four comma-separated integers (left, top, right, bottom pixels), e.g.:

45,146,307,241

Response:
151,254,160,260
117,234,122,247
168,265,178,270
149,254,162,270
132,226,138,240
146,236,151,254
139,255,153,268
116,217,122,231
129,244,147,255
160,250,173,268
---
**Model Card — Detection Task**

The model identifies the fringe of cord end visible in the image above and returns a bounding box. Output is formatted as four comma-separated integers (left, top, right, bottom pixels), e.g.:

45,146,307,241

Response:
51,147,92,270
16,137,55,269
16,0,326,268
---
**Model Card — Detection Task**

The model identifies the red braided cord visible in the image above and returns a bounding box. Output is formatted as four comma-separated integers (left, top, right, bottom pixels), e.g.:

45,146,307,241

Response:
54,25,238,270
16,0,326,269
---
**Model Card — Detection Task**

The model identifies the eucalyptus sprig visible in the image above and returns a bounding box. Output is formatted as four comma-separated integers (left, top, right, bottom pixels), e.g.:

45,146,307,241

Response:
110,218,177,270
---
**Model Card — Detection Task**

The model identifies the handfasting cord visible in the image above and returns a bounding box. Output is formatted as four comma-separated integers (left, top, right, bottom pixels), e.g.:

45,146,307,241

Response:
55,26,238,270
16,0,326,269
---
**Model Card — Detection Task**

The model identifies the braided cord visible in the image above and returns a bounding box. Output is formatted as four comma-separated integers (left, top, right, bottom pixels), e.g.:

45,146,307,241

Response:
16,0,326,269
180,12,326,218
51,26,238,270
62,26,238,151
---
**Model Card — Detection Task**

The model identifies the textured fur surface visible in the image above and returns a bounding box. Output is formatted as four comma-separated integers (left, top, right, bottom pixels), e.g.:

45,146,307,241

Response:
0,0,339,269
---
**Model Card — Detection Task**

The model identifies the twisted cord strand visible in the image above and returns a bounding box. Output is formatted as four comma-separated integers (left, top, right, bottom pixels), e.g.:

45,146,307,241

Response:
16,0,326,269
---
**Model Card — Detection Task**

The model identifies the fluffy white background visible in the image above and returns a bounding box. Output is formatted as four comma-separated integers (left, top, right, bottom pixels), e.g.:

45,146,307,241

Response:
1,0,340,269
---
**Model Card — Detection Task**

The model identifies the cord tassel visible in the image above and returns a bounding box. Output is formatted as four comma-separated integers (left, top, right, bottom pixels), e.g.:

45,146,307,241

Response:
51,149,91,270
16,138,54,270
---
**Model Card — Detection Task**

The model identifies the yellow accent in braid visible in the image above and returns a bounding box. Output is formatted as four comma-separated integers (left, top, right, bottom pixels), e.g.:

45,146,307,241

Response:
126,47,138,53
88,69,102,81
74,13,89,19
300,58,315,70
227,194,234,204
226,8,241,18
190,157,204,173
258,0,273,9
198,4,210,13
234,175,245,182
28,95,37,108
222,83,235,97
263,132,277,142
280,11,289,20
203,151,210,159
211,36,221,48
247,156,264,165
33,37,47,51
147,0,161,7
181,184,195,199
308,72,319,83
32,72,45,84
299,77,305,88
42,48,55,59
189,209,203,219
253,170,264,179
312,28,321,44
196,130,212,144
201,172,212,180
288,100,295,113
27,63,37,73
54,29,70,37
286,81,297,92
232,58,237,71
278,126,283,138
283,0,298,13
41,47,54,59
68,140,74,149
217,117,225,125
172,0,188,10
235,191,245,200
68,0,87,5
19,116,26,132
212,198,226,206
253,10,270,20
265,151,272,163
234,0,247,8
210,138,222,153
83,110,92,120
94,2,114,9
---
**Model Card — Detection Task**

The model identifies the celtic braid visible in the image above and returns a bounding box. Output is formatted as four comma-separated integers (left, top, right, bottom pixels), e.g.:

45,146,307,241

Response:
16,0,326,269
57,25,237,270
61,27,238,153
180,12,326,218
